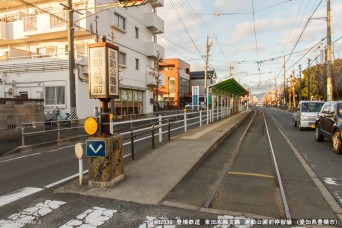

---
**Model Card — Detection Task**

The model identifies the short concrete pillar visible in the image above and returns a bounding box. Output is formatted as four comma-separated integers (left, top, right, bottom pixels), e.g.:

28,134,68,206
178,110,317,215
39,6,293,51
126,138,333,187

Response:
88,134,124,188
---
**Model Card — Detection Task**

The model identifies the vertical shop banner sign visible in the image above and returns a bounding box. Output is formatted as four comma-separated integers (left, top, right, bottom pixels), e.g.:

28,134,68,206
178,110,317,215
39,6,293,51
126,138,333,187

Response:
192,86,199,106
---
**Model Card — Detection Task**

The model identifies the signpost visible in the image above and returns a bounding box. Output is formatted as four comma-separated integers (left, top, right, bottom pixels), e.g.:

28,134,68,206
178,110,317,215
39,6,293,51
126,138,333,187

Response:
85,39,124,188
192,86,199,110
88,39,119,136
86,140,106,157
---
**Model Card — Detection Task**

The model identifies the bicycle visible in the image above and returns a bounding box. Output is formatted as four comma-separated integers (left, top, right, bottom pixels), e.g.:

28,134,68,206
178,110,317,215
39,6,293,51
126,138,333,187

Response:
48,107,71,126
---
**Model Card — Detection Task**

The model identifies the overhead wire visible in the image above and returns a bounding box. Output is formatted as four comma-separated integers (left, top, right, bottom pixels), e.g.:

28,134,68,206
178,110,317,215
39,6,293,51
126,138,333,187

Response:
251,0,260,71
276,0,323,77
169,0,203,60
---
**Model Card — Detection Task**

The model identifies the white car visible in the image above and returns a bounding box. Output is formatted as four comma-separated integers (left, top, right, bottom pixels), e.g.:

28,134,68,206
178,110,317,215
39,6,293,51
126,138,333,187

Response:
185,102,205,110
293,101,324,131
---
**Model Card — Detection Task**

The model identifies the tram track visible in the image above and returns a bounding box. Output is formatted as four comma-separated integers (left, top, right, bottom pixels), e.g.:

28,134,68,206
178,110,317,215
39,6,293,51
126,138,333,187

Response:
163,109,292,219
202,109,291,218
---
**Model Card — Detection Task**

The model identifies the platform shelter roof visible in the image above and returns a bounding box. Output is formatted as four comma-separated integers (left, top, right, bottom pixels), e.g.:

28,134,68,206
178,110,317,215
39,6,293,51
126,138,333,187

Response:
209,78,248,97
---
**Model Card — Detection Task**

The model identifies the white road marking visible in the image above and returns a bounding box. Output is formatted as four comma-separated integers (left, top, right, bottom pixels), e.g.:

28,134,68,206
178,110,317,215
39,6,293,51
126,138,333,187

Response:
60,207,117,228
0,153,41,163
44,170,88,188
334,191,342,204
0,187,43,207
0,200,66,228
324,177,339,185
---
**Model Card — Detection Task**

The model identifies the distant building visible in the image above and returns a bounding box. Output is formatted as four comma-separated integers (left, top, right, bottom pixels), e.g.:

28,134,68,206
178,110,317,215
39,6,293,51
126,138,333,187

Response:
190,70,217,103
0,0,164,120
159,58,191,108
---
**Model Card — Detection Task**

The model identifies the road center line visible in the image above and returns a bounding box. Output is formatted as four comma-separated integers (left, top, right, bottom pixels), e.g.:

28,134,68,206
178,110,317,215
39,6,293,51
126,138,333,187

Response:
0,152,41,163
44,170,89,188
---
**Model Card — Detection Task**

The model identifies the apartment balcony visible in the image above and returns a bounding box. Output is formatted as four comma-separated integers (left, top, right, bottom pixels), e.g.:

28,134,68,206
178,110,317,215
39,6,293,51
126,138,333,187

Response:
150,0,164,8
0,11,91,44
146,42,164,58
144,13,164,34
23,12,68,38
0,21,7,40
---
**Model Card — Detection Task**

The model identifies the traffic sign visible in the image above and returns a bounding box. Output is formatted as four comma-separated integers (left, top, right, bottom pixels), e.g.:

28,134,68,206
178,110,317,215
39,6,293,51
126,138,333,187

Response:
86,140,106,157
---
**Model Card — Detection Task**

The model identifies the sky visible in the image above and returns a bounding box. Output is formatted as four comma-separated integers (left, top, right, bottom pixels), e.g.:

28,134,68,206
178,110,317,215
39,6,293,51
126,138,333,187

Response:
157,0,342,95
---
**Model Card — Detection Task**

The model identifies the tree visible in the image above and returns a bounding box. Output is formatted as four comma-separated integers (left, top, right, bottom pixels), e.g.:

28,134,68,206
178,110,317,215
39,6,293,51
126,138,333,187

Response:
150,52,163,111
293,58,342,101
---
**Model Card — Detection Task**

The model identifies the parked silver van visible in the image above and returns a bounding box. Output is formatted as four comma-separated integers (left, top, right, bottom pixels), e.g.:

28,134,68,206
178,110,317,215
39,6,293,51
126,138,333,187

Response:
293,101,324,131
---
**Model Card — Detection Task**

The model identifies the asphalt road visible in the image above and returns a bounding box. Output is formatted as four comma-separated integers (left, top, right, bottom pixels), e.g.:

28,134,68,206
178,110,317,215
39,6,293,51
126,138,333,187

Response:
264,107,342,210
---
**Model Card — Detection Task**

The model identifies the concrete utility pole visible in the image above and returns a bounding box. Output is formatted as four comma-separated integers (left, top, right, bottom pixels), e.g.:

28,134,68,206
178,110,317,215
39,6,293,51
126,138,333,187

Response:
288,75,292,108
308,59,311,100
283,56,286,107
274,76,277,106
229,66,234,78
292,69,296,107
298,64,302,102
326,0,333,101
68,0,77,120
204,36,209,106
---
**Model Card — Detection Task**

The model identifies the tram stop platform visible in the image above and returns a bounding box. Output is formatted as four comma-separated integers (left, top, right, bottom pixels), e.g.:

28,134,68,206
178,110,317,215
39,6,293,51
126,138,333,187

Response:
56,110,252,205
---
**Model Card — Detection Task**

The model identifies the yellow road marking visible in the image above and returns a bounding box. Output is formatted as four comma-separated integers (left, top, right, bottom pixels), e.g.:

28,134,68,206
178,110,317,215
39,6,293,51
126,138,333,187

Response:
228,171,274,179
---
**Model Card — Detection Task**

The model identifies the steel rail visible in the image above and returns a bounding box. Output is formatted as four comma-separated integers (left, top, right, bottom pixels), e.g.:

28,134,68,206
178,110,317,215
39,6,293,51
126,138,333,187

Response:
262,110,292,219
203,110,257,208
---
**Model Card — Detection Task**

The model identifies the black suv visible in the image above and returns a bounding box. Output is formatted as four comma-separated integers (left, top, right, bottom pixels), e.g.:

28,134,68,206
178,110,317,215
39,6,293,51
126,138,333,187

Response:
315,101,342,154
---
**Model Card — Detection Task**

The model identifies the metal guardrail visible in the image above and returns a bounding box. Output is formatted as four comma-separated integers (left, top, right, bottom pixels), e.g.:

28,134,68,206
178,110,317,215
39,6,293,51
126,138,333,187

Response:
20,105,245,158
20,118,90,146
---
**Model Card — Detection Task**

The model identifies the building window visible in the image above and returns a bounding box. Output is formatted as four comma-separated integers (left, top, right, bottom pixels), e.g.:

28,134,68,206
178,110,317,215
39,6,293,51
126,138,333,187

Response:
119,52,126,66
135,58,139,70
135,27,139,39
23,15,37,31
19,92,28,99
45,86,65,105
114,89,143,116
50,12,65,28
114,13,125,31
37,47,55,55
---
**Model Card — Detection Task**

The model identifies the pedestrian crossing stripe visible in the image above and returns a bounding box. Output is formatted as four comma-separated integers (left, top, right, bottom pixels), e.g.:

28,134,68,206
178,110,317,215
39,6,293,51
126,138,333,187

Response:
0,187,43,207
60,207,117,227
0,200,66,228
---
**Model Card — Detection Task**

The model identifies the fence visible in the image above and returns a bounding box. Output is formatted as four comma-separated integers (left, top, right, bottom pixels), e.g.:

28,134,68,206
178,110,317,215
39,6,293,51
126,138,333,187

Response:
20,105,245,158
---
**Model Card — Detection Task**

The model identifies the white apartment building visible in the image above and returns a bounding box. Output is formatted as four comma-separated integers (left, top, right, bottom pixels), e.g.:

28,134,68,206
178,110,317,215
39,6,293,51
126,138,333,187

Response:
0,0,164,120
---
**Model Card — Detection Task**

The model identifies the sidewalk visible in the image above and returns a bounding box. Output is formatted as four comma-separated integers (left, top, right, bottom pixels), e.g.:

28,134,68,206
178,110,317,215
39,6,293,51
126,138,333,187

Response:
56,110,251,205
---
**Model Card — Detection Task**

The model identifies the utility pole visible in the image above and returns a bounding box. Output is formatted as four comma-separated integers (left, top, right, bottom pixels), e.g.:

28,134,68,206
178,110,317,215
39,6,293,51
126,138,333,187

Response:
308,59,311,101
288,75,292,108
292,69,296,107
326,0,333,101
68,0,77,120
229,66,234,78
204,36,209,107
298,64,302,102
283,56,286,107
274,76,277,106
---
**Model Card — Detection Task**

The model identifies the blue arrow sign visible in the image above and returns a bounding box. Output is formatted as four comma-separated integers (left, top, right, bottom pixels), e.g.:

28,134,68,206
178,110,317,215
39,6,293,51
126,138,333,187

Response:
86,140,106,157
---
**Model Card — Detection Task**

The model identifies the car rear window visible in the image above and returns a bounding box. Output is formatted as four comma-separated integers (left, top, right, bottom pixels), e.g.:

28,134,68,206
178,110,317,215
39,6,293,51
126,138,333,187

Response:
338,104,342,117
301,102,324,112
